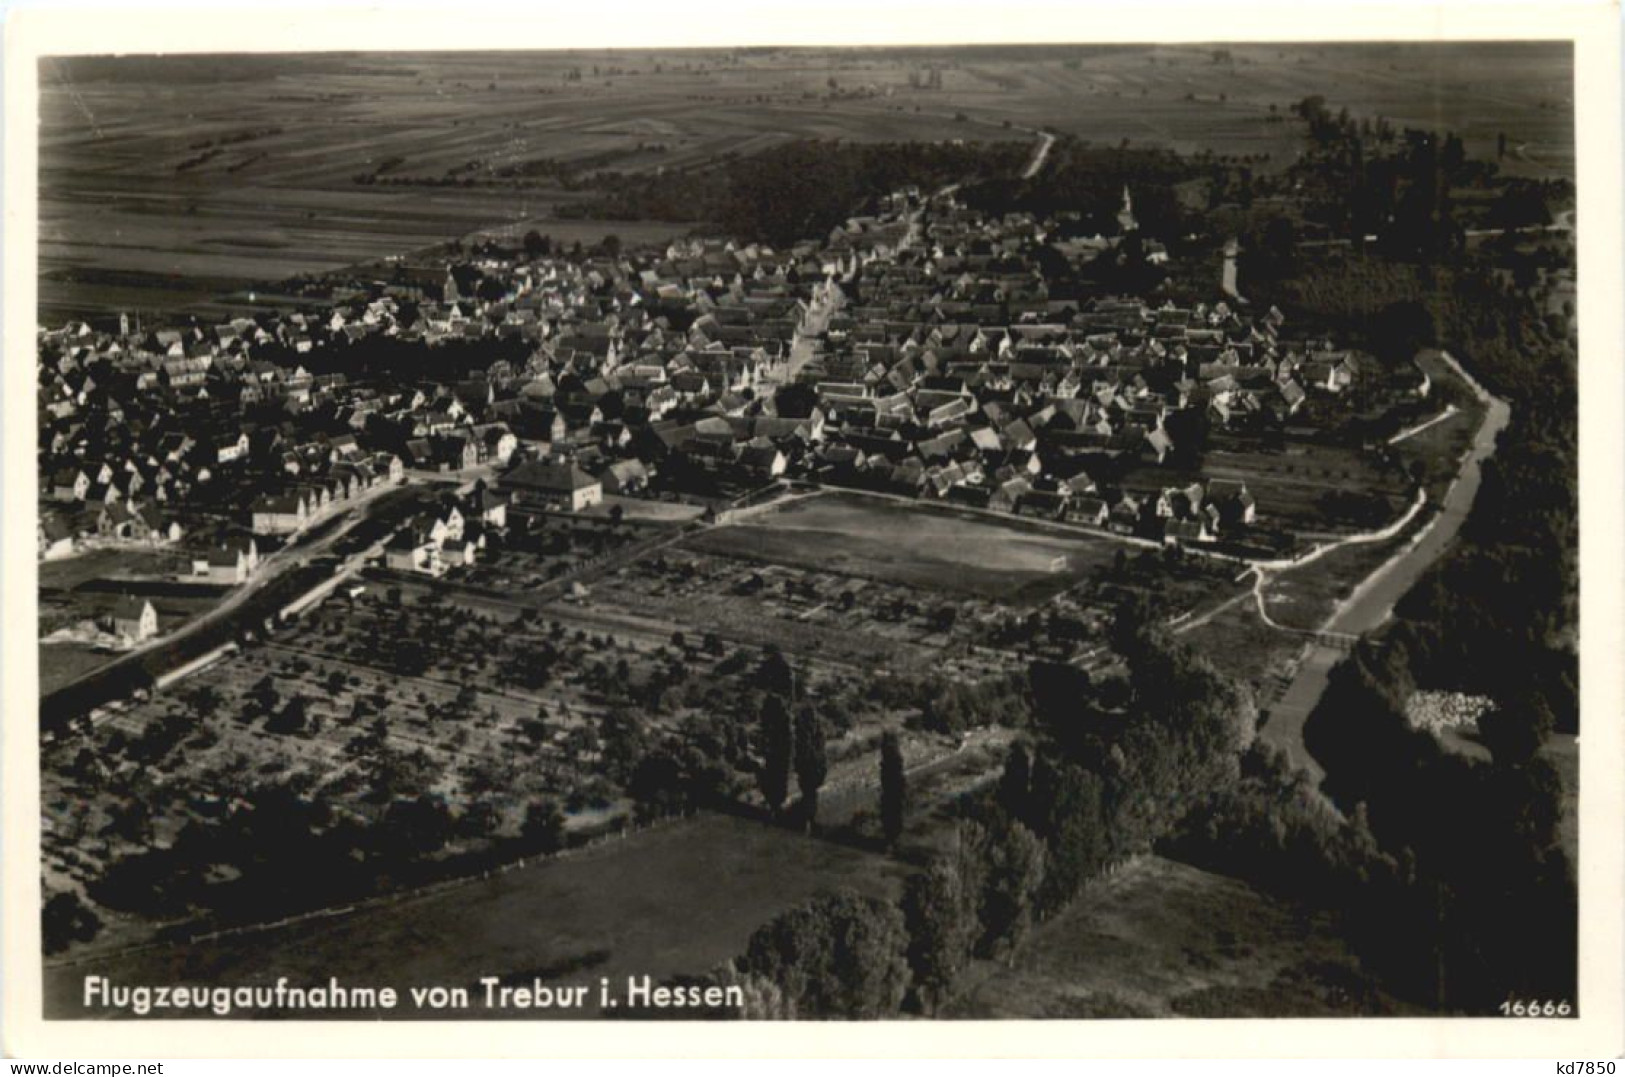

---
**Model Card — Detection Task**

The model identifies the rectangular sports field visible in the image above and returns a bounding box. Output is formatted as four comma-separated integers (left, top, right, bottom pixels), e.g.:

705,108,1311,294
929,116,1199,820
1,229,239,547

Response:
685,490,1124,602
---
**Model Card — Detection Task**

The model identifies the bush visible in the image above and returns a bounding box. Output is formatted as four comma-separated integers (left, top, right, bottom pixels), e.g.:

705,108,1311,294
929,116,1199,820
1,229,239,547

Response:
42,891,102,954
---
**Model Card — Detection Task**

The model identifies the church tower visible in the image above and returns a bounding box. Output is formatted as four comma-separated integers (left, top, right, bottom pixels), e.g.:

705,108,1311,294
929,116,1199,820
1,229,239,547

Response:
1116,185,1138,233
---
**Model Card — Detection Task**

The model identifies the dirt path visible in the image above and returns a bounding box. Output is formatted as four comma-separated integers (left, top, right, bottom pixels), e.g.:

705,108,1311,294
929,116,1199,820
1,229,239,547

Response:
1021,130,1057,180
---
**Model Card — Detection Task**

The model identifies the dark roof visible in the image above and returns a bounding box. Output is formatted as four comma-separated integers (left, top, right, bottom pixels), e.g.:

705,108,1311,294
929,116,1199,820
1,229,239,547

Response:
504,459,600,493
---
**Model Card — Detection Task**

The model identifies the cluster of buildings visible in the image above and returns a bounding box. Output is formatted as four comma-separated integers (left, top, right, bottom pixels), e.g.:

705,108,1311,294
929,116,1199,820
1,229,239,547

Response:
381,486,508,578
37,182,1430,574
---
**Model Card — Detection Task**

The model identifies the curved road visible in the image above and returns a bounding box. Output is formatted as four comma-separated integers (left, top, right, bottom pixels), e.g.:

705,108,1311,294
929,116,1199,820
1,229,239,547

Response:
1260,351,1510,780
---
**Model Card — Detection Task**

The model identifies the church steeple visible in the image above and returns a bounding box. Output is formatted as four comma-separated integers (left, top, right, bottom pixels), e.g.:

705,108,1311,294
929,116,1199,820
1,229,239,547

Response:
1117,185,1138,233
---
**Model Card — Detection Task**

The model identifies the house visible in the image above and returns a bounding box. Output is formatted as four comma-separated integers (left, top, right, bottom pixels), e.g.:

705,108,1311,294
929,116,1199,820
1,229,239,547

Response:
191,536,260,584
1064,496,1110,527
97,500,173,543
51,468,89,502
1205,479,1257,530
600,459,649,495
478,423,520,464
439,537,479,568
1108,495,1144,535
737,442,788,478
251,492,310,535
1163,518,1212,547
38,516,75,560
467,487,509,529
1144,426,1175,464
216,433,250,465
104,597,158,643
383,531,445,577
373,452,406,484
503,459,603,512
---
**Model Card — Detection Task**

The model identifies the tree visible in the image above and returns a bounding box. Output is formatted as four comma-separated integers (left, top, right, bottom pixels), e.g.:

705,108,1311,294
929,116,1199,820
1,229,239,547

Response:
740,890,910,1018
522,799,566,853
792,706,828,831
42,891,102,955
901,859,975,1014
1477,694,1554,766
976,816,1047,963
380,794,453,858
1370,300,1437,366
758,695,793,816
265,695,308,735
456,800,500,840
1028,758,1109,909
757,645,795,698
628,750,690,823
880,731,907,850
186,683,223,716
249,674,279,713
997,741,1033,820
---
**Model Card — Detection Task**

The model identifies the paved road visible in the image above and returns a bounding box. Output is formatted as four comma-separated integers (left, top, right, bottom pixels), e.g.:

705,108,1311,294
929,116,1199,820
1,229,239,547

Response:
1260,351,1510,780
43,480,416,714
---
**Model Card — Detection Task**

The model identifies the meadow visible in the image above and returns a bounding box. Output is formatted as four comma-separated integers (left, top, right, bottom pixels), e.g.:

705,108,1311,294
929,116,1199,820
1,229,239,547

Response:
942,855,1413,1018
43,811,910,1018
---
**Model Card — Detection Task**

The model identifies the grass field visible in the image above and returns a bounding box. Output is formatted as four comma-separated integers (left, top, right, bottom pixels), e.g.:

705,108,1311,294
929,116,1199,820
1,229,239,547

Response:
942,855,1410,1018
687,491,1124,602
43,812,908,1018
39,43,1571,323
37,643,118,696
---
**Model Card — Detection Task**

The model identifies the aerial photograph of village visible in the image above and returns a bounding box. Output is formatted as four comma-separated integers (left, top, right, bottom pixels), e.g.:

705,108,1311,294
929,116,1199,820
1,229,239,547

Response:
33,42,1578,1020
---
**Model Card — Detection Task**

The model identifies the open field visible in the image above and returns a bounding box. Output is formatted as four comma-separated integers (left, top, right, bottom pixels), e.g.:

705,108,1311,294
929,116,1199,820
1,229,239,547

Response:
942,855,1412,1018
40,44,1571,322
44,811,909,1018
37,644,118,696
38,546,189,593
687,491,1123,602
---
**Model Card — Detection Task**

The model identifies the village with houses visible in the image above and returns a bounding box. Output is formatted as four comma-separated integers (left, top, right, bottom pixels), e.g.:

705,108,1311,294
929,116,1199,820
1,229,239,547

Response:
34,169,1473,952
26,30,1594,1030
38,182,1436,618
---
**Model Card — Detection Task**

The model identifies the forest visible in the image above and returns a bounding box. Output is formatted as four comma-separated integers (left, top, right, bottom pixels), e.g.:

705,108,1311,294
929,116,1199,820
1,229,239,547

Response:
558,139,1033,248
